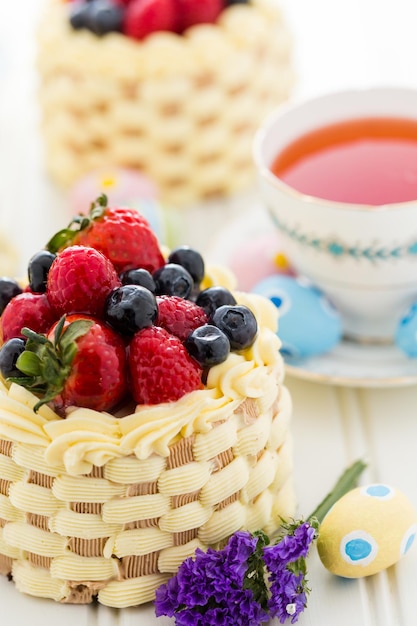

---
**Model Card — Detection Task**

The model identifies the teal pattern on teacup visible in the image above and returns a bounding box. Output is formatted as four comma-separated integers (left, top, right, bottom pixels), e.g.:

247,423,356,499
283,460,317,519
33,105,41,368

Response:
270,214,417,263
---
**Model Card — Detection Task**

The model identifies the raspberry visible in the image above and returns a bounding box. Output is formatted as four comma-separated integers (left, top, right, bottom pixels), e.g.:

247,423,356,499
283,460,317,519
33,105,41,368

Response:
128,326,203,404
156,296,208,341
176,0,223,32
0,292,56,342
123,0,179,40
47,246,121,318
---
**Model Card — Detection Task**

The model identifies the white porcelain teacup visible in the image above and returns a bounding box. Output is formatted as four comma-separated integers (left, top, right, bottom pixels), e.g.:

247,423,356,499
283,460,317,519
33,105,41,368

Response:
253,87,417,342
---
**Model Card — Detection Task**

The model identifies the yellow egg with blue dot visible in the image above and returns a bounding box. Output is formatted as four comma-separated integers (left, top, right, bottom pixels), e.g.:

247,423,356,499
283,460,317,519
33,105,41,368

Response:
317,484,417,578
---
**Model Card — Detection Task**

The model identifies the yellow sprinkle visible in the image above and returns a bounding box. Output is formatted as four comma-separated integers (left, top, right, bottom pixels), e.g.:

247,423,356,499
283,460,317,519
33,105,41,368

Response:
99,174,118,190
274,252,289,271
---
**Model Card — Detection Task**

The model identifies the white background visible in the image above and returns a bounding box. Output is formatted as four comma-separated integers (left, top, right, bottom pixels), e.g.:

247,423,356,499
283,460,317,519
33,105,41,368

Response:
2,1,417,625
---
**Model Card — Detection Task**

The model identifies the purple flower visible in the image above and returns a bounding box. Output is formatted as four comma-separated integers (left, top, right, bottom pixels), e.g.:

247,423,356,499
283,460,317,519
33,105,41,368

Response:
155,532,268,626
223,532,259,582
267,569,307,624
264,522,316,569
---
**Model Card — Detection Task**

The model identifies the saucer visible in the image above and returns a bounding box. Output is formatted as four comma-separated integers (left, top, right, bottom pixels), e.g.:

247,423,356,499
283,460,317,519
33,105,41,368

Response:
206,206,417,388
284,339,417,387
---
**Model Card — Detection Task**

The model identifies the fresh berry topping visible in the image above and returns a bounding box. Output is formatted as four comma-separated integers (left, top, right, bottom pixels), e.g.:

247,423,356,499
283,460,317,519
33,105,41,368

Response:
47,196,165,274
156,295,208,341
70,0,125,34
153,264,193,299
176,0,223,32
120,268,156,293
123,0,178,40
69,1,94,30
28,250,57,293
224,0,250,5
0,278,22,315
128,326,202,404
47,245,121,318
105,285,158,335
0,293,56,342
88,0,125,35
16,315,127,413
167,246,205,287
195,286,237,317
210,304,257,350
185,324,230,368
0,338,26,379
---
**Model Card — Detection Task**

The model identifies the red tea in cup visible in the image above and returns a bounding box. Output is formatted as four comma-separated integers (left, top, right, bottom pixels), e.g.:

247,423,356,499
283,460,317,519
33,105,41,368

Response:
271,117,417,205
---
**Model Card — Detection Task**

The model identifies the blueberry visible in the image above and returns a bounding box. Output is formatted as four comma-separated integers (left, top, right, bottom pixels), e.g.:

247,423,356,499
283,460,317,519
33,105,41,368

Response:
69,1,94,30
210,305,257,350
120,268,156,293
185,325,230,368
104,285,158,335
153,264,193,299
28,250,56,293
195,286,237,317
0,338,26,379
168,247,205,286
88,0,125,35
0,278,22,316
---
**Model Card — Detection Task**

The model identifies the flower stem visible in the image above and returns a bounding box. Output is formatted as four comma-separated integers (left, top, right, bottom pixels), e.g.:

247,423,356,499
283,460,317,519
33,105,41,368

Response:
308,459,367,524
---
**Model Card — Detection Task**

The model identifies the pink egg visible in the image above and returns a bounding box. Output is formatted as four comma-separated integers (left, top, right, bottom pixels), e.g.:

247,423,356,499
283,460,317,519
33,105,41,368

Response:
69,167,157,215
229,233,294,291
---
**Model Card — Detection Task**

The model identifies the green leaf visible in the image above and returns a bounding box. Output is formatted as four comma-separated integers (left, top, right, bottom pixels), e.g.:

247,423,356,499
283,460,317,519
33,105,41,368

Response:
61,319,94,346
21,327,49,344
308,459,367,524
15,351,42,377
244,531,270,610
46,228,78,254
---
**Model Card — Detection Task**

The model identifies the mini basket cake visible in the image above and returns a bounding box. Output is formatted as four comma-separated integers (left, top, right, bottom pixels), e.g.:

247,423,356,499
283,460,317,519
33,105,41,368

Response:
0,201,295,608
37,0,293,206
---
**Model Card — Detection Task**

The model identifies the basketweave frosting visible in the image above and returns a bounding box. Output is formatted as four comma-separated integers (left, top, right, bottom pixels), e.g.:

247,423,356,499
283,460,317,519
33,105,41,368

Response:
0,285,296,608
37,0,294,205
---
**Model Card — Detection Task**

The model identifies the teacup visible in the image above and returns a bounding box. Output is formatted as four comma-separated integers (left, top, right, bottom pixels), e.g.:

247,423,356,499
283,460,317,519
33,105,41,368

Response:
253,87,417,342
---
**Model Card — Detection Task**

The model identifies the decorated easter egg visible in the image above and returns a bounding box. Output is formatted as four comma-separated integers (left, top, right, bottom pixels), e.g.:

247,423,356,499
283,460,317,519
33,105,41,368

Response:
317,484,417,578
252,275,342,357
396,302,417,357
228,233,294,291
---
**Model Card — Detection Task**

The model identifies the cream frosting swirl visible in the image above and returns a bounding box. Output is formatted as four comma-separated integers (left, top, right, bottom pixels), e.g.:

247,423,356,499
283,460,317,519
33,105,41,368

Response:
0,292,283,475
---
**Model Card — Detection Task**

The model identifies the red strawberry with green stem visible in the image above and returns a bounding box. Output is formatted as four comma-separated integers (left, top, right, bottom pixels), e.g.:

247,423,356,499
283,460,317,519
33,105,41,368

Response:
46,194,165,274
128,326,203,404
13,315,128,413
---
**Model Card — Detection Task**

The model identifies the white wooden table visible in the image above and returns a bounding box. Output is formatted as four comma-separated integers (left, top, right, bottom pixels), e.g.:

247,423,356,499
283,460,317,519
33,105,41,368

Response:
2,1,417,625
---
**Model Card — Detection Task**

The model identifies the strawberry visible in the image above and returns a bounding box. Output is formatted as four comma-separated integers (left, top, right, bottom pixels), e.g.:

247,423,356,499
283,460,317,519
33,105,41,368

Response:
123,0,179,40
14,315,127,413
47,195,165,274
176,0,223,32
128,326,203,404
47,245,121,318
156,295,208,341
0,292,56,343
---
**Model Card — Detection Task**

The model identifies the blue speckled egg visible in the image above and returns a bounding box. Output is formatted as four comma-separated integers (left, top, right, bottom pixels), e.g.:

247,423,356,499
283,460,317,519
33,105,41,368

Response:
396,302,417,357
252,275,342,358
317,484,417,578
